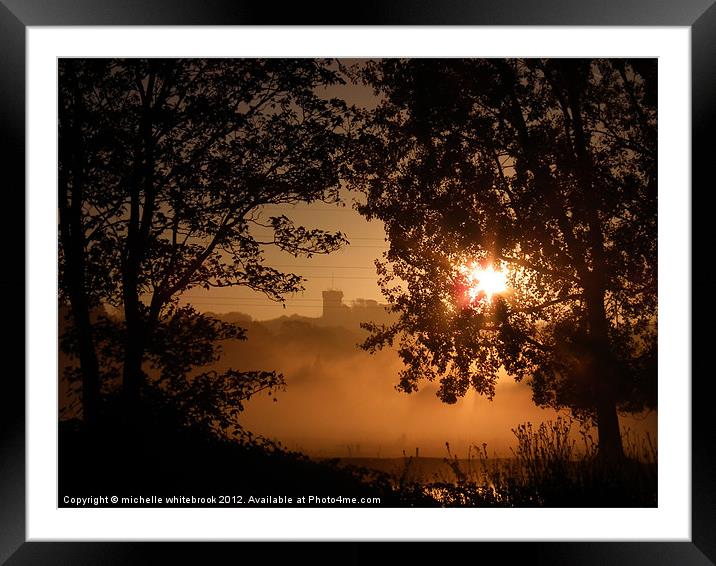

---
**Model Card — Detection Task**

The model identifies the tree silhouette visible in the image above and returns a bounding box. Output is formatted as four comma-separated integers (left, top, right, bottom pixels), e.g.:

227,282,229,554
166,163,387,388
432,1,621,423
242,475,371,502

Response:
59,59,351,429
353,59,656,461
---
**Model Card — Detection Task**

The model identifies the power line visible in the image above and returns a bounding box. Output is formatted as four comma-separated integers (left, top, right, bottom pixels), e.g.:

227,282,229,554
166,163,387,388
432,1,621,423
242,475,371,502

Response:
260,207,360,212
179,297,387,307
253,245,387,249
183,303,320,307
182,298,385,304
250,234,387,241
286,275,380,280
183,297,324,302
266,264,377,270
331,245,389,249
179,303,381,309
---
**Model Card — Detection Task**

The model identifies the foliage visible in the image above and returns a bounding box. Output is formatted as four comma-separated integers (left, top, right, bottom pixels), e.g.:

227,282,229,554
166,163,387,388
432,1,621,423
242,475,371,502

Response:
59,305,286,436
58,58,353,426
351,59,657,451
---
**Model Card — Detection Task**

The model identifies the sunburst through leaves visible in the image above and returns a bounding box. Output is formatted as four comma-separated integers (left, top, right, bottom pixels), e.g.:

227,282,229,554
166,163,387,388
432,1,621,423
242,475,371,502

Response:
457,262,509,307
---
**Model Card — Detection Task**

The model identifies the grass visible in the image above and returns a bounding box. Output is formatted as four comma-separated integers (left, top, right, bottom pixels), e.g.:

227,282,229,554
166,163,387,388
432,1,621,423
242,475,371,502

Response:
410,417,657,507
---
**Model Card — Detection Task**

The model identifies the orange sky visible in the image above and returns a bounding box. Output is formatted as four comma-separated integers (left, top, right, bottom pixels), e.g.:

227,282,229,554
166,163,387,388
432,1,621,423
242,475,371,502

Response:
176,62,388,321
177,196,390,320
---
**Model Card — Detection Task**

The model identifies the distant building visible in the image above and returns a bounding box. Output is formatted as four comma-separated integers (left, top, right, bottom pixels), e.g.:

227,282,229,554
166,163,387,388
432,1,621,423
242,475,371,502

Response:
321,289,345,320
352,298,379,310
320,289,393,329
255,289,395,333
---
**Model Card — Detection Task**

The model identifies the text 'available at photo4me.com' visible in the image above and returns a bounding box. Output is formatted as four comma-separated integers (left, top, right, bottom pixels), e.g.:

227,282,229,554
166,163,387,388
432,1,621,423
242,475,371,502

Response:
61,494,383,507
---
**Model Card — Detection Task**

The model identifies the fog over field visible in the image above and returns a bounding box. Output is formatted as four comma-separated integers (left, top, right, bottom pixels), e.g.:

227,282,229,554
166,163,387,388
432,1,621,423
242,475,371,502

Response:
207,304,657,458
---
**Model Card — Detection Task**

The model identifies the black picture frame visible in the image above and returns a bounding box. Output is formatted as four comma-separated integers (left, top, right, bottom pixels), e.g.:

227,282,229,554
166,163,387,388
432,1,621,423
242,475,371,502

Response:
4,1,710,564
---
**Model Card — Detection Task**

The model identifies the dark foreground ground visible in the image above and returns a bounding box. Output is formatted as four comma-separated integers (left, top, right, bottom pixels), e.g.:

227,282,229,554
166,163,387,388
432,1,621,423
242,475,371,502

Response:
60,420,656,508
59,419,431,508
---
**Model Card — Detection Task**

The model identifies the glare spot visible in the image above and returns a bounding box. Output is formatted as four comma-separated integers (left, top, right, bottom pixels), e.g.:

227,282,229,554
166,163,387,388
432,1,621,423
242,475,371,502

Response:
459,262,508,304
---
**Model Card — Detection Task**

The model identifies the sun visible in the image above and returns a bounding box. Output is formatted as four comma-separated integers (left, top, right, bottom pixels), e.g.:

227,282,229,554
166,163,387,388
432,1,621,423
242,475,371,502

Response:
459,262,509,304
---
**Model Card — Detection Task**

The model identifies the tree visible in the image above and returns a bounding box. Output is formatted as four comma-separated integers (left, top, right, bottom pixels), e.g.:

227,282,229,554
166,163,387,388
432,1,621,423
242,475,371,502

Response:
352,59,657,461
59,58,351,429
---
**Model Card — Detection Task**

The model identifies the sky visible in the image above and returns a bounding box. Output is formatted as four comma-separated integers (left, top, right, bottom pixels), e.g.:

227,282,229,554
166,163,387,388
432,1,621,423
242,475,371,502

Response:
176,195,390,320
175,60,387,321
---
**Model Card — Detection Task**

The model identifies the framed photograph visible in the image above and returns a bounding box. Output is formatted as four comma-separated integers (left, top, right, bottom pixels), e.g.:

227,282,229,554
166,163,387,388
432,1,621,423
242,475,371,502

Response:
6,0,710,563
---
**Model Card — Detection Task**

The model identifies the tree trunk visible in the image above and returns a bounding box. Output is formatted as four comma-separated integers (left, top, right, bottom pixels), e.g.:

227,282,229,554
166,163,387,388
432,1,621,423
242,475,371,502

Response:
586,285,625,463
122,332,144,411
121,268,146,423
596,395,624,462
58,60,101,430
561,63,625,463
59,208,101,429
68,293,101,429
120,66,157,424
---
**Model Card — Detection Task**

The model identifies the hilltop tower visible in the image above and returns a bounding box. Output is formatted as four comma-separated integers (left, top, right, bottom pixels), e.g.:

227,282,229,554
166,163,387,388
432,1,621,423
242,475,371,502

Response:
322,289,344,319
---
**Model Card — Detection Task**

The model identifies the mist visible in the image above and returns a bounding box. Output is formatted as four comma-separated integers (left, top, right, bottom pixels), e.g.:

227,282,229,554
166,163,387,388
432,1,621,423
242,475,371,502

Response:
207,310,656,458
